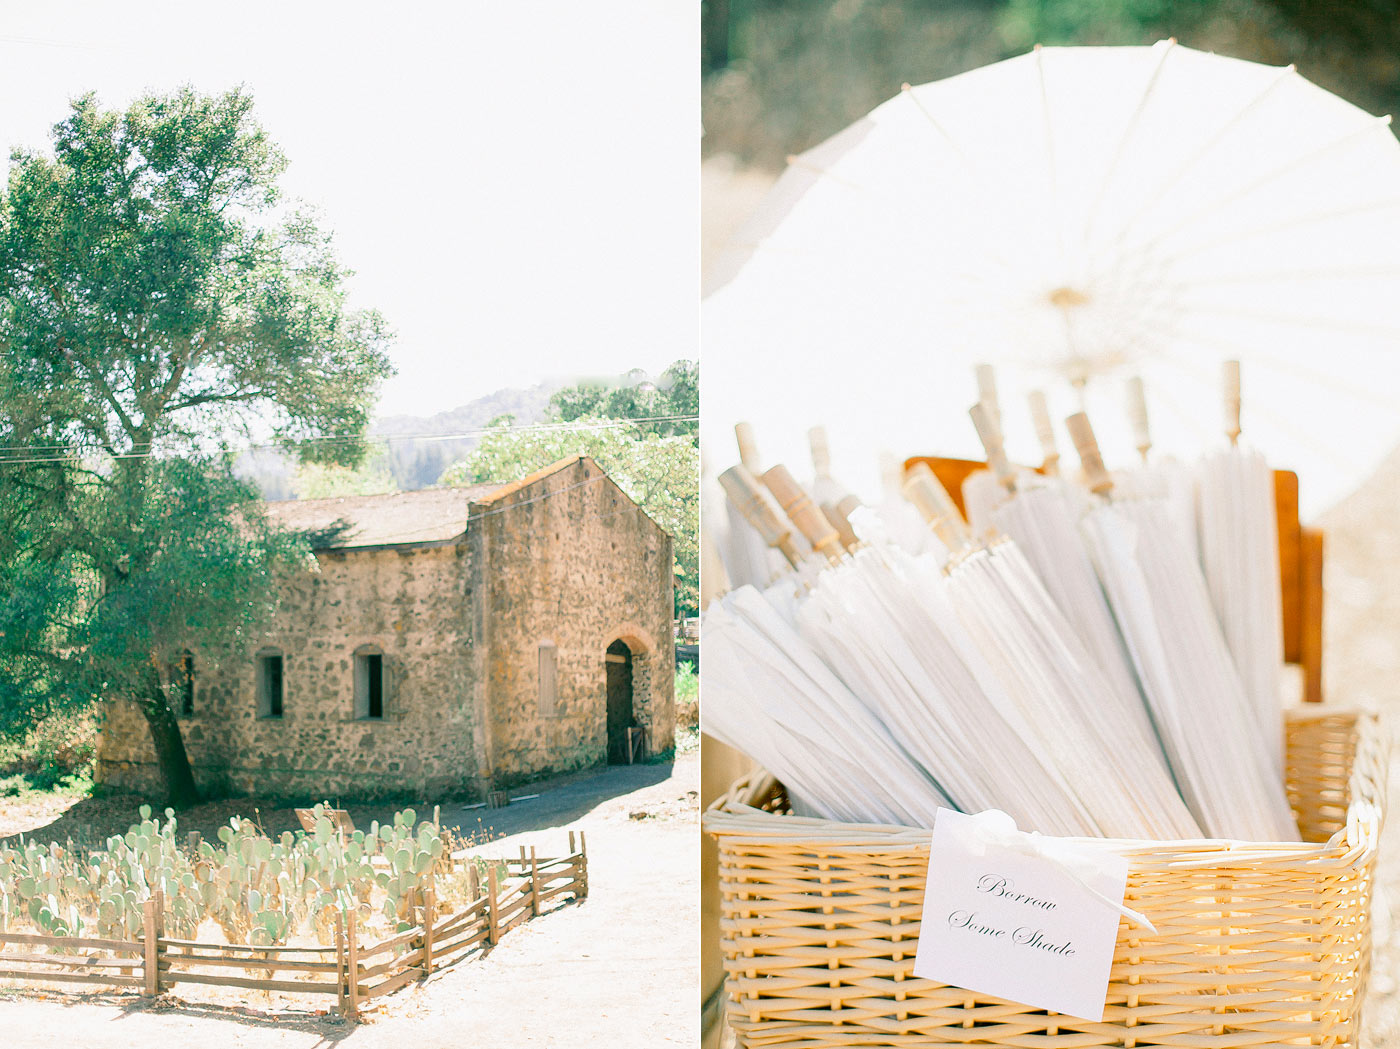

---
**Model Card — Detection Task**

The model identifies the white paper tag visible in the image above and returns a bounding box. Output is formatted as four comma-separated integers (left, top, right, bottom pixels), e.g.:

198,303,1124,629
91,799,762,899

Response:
913,809,1130,1022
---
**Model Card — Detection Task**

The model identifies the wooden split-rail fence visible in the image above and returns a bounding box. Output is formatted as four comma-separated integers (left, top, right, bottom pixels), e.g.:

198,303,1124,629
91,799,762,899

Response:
0,832,588,1016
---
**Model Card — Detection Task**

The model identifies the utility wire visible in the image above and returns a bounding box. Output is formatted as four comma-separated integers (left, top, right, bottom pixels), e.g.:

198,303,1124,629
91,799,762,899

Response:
0,413,698,455
0,414,699,465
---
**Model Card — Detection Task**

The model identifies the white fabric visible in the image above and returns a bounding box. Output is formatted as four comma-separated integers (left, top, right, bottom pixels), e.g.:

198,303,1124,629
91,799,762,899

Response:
945,543,1200,839
703,587,954,826
1196,445,1286,772
1079,498,1299,840
704,42,1400,515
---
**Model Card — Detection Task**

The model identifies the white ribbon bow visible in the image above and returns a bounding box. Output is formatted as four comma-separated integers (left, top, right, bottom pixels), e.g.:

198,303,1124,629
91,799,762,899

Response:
950,810,1157,934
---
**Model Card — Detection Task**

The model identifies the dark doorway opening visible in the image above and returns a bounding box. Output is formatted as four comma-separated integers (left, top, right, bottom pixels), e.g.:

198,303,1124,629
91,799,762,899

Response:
605,639,636,764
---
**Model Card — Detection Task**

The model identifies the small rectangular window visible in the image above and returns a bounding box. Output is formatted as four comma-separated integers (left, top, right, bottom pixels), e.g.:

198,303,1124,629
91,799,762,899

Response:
538,641,558,717
355,650,385,720
258,653,283,718
366,654,383,719
178,653,194,716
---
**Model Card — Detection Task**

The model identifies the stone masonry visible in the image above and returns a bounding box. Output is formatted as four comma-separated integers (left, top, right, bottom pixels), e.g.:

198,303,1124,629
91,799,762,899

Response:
96,455,676,801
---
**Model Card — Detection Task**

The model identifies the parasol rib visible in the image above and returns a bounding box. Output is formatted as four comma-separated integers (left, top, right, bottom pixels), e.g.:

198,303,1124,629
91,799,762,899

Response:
1114,115,1395,261
1170,299,1400,340
1167,323,1400,413
1154,195,1400,267
1142,346,1353,467
1034,45,1068,269
1106,63,1298,251
1081,38,1178,248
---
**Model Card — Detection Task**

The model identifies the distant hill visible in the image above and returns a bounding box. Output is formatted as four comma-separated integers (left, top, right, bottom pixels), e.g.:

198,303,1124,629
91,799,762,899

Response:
237,380,563,498
372,380,564,490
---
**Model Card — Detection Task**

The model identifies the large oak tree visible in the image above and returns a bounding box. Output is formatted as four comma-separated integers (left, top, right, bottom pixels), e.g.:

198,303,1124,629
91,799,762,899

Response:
0,88,392,806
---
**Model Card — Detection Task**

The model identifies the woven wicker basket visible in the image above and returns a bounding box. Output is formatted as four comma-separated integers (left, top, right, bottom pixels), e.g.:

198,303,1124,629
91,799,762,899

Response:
706,709,1387,1048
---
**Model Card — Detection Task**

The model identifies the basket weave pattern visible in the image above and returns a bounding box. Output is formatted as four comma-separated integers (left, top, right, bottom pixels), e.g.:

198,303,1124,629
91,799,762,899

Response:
707,711,1386,1048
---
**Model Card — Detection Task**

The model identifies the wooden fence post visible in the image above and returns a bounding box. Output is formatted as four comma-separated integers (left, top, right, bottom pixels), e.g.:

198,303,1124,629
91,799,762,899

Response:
487,864,500,946
422,875,435,978
579,831,589,899
568,830,576,855
529,847,541,917
336,912,347,1016
467,861,480,903
142,894,159,996
347,909,360,1016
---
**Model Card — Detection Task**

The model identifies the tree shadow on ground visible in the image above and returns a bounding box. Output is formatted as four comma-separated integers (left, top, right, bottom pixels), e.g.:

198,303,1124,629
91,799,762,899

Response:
0,989,357,1043
441,759,679,843
0,759,679,850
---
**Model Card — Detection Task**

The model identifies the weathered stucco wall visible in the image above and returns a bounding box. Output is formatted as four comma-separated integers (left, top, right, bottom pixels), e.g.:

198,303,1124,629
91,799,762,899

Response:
97,544,480,800
477,457,676,787
96,456,675,802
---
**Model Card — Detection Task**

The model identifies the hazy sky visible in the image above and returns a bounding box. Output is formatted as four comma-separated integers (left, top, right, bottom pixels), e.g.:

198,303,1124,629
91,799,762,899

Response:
0,1,698,417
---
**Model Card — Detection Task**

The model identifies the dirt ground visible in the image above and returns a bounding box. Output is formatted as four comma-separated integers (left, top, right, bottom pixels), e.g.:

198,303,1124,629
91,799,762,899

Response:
0,751,699,1047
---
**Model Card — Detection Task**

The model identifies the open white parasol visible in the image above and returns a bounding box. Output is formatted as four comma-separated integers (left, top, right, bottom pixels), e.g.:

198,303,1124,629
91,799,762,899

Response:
704,41,1400,514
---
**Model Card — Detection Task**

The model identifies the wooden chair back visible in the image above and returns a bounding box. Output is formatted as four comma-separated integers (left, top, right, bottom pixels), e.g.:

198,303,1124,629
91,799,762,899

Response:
904,456,1325,702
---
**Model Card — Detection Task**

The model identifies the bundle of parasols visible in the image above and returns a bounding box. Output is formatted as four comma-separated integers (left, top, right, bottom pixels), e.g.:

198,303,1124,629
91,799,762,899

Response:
706,360,1299,843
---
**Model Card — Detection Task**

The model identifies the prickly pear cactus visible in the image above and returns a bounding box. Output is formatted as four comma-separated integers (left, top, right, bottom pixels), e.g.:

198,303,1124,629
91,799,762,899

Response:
0,800,463,948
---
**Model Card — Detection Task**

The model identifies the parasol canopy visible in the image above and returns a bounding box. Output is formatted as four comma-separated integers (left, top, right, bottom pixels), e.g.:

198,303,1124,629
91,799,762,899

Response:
704,41,1400,513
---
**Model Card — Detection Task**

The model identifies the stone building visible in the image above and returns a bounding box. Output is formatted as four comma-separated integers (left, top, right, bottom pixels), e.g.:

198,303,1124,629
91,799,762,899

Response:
96,455,676,800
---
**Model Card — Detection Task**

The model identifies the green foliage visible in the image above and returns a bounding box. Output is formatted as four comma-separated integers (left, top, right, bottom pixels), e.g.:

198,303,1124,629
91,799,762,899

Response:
705,0,1400,171
675,662,699,703
0,87,393,799
0,87,393,466
704,1,1013,170
439,418,699,616
0,459,307,732
998,0,1180,49
441,361,699,615
0,803,455,945
674,663,699,729
0,710,98,793
291,448,398,500
549,361,698,442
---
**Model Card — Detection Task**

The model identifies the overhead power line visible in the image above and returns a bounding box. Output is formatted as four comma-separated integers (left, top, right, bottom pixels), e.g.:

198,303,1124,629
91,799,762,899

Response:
0,414,699,465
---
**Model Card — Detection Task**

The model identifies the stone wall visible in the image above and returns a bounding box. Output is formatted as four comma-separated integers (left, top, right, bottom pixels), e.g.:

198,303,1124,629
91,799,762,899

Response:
96,544,481,800
476,457,676,787
96,456,675,802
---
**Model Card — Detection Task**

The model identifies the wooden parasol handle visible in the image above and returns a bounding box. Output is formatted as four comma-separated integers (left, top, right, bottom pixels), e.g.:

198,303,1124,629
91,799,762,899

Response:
762,464,844,564
808,425,833,478
1127,376,1151,462
1027,389,1060,476
823,494,861,551
970,402,1017,491
718,464,801,567
975,363,1001,436
903,462,970,549
1223,360,1241,445
735,422,762,473
1065,412,1114,496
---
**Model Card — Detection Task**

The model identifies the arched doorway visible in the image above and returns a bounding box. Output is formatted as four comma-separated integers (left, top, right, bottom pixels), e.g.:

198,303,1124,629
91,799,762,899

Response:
605,639,637,764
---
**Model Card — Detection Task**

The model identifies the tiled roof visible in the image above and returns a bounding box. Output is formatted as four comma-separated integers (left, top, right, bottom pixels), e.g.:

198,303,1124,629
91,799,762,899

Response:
265,483,503,549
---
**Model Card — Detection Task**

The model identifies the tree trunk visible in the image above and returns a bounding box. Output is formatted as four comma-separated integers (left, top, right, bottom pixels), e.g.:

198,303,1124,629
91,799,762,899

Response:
139,673,202,809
